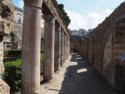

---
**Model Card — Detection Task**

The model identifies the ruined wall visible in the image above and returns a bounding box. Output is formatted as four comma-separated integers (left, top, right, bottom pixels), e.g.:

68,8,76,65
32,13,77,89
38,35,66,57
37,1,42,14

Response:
70,35,81,52
79,2,125,90
0,0,14,93
112,22,125,90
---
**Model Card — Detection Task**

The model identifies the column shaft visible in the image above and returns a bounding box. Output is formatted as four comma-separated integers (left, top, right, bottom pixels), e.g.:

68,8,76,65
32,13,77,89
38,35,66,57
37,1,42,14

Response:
68,38,70,54
44,16,55,81
22,0,42,93
54,25,61,72
66,37,68,57
64,34,67,60
61,31,64,65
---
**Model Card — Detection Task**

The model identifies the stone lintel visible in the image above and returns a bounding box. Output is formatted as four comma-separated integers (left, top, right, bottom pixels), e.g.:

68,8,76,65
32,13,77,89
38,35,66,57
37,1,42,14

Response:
43,0,70,39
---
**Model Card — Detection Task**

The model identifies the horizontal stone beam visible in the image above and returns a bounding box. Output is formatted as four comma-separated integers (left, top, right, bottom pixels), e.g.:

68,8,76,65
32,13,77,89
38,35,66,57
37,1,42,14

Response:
43,0,70,39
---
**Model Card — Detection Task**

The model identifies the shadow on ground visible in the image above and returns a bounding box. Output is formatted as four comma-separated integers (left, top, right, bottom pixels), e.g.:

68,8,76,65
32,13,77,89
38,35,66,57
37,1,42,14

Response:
59,53,120,94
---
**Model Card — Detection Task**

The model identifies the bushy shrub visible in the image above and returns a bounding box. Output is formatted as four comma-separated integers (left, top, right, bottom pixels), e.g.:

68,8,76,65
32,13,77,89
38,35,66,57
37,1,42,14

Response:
3,51,44,93
3,57,19,62
4,50,21,57
4,50,9,57
3,58,21,93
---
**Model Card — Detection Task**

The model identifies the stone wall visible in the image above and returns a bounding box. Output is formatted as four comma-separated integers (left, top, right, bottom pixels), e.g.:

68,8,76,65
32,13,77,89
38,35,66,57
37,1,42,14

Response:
0,0,14,93
70,35,81,52
78,2,125,91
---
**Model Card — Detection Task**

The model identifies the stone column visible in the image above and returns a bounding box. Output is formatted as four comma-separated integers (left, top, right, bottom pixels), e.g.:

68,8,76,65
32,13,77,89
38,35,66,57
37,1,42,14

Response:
64,34,66,60
43,15,55,81
68,38,70,54
66,36,68,57
66,36,68,58
22,0,43,93
61,31,64,65
54,25,61,72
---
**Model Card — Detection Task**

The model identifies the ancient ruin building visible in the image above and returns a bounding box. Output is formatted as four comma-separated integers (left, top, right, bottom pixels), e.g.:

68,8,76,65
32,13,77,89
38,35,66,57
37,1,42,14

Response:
0,0,14,93
78,2,125,91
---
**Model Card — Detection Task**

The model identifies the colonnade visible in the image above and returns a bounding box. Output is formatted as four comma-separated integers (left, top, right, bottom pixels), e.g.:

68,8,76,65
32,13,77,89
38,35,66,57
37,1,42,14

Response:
22,0,70,93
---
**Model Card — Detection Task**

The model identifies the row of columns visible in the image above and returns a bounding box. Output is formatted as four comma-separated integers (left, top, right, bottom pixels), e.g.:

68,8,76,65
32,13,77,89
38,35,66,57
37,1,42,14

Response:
22,0,70,94
44,16,70,81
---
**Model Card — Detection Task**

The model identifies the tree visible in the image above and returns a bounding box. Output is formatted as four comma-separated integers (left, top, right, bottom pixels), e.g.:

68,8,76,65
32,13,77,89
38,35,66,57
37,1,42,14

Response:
58,4,71,27
10,31,16,45
10,32,16,38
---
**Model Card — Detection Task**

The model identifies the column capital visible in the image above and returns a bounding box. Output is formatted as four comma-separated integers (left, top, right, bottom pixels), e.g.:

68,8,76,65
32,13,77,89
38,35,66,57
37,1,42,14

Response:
24,0,43,8
44,15,56,24
57,25,61,32
61,31,64,35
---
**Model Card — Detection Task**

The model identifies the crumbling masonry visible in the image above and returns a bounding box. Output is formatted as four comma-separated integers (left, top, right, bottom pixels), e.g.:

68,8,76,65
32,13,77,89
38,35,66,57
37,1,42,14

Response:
0,0,14,93
78,2,125,91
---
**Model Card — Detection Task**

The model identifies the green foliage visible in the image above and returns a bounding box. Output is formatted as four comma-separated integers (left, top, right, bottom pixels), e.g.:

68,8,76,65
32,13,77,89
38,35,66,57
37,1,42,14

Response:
10,32,16,38
4,50,21,57
40,51,44,74
3,51,44,93
58,4,71,26
3,58,21,93
4,50,9,57
3,57,20,62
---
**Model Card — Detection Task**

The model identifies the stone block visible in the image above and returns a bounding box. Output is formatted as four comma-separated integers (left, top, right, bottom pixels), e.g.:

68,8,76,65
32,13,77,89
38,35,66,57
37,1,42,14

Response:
0,0,14,93
0,20,13,36
0,79,10,94
0,60,4,75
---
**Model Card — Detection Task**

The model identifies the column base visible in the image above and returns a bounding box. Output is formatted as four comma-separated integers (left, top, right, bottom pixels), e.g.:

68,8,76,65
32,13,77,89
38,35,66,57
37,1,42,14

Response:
54,59,61,72
43,76,53,82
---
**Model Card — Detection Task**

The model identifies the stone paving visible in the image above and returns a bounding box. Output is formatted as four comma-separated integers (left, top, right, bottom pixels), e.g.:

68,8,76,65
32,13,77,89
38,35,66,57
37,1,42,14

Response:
40,54,121,94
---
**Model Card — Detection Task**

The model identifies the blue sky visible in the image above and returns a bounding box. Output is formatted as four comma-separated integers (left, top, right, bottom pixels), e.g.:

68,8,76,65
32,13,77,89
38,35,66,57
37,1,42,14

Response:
13,0,125,30
58,0,124,14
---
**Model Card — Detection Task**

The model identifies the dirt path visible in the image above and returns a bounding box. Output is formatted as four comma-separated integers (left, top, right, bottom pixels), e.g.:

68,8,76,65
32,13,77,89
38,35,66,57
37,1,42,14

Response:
40,54,120,94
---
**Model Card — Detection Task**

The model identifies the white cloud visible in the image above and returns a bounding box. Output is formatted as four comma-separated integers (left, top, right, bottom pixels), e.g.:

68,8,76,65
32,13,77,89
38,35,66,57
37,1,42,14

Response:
66,9,113,30
16,0,113,31
66,10,88,30
95,6,99,10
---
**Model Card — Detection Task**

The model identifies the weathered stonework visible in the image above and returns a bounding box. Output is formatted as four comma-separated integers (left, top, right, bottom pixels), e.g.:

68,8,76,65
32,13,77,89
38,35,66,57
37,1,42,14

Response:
78,2,125,91
0,79,10,94
22,0,70,93
0,38,4,75
0,20,13,35
0,0,14,93
0,0,14,20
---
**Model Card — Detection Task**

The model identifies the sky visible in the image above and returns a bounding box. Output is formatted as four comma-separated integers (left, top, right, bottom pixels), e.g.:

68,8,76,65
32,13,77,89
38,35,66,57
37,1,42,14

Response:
13,0,125,30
